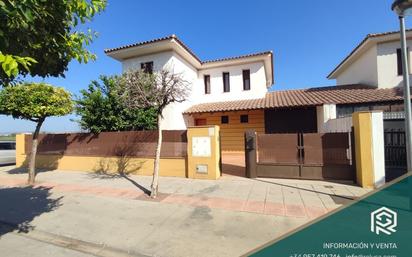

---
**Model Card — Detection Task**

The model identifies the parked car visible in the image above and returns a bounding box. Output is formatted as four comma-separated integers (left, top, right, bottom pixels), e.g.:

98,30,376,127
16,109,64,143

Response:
0,141,16,165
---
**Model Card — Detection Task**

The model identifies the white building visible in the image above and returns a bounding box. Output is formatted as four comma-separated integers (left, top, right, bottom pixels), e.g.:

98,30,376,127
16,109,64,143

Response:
105,35,273,130
328,30,412,89
105,32,408,151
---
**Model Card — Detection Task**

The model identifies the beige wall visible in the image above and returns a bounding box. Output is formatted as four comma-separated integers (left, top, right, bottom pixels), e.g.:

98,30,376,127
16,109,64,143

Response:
15,134,187,177
192,110,265,152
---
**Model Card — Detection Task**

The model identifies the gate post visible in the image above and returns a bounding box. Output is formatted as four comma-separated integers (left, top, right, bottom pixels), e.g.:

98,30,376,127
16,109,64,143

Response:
245,131,257,178
352,111,385,188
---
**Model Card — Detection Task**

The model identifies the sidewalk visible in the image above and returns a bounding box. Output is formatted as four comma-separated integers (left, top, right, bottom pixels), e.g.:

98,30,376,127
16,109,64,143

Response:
0,166,370,257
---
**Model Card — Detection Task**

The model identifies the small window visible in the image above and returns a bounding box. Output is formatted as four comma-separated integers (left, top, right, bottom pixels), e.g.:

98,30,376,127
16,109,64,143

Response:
242,70,251,90
240,114,249,123
221,115,229,124
204,75,211,94
223,72,230,92
397,48,410,76
141,61,153,74
397,48,403,76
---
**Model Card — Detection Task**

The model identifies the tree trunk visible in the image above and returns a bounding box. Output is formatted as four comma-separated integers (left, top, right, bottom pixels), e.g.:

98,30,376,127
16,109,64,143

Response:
28,118,44,184
150,115,162,198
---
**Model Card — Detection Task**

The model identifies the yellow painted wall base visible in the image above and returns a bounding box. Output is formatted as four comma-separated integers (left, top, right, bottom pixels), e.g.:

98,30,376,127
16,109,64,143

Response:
187,126,221,180
17,154,187,177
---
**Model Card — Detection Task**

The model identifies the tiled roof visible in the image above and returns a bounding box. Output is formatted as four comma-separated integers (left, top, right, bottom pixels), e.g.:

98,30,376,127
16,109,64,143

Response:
104,34,202,63
202,51,273,64
183,85,405,114
104,34,272,65
328,29,412,78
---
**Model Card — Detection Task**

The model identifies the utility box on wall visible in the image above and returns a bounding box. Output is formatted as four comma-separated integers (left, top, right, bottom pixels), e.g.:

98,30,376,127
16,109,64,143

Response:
187,126,221,180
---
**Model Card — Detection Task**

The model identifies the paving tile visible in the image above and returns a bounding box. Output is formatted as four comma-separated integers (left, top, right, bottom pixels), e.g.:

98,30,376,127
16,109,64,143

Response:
242,200,265,213
264,202,285,216
285,204,307,218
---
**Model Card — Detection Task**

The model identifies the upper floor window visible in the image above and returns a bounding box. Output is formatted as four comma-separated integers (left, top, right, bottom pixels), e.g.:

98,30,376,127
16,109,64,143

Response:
223,72,230,92
204,75,211,94
396,48,410,76
242,70,251,90
141,61,153,74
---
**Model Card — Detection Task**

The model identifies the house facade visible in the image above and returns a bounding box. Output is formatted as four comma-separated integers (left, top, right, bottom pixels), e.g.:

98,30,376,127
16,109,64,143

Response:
328,30,412,89
106,31,410,152
105,35,273,132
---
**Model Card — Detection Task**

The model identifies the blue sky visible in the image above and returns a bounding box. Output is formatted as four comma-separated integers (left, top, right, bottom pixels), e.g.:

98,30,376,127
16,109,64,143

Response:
0,0,409,133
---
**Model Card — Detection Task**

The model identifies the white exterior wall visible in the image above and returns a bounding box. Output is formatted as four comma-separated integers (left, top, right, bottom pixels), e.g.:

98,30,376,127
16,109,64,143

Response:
323,117,353,133
316,104,337,133
196,62,267,103
122,51,197,130
376,40,412,89
121,52,269,130
370,111,385,188
336,45,378,86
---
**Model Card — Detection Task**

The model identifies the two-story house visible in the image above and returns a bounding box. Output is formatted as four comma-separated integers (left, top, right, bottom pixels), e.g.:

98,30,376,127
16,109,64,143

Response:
105,32,410,152
105,35,273,151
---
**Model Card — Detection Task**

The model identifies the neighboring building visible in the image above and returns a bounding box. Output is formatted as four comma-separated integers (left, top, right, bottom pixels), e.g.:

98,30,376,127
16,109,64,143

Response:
328,30,412,89
106,32,409,152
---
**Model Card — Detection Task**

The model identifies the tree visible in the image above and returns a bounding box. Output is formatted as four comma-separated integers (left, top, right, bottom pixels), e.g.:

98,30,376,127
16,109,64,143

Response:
121,69,190,198
0,0,106,85
75,75,157,133
0,83,73,184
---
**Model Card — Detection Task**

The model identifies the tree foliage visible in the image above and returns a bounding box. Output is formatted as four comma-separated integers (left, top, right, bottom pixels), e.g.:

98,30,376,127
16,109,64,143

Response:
0,82,73,184
0,82,73,121
0,0,106,85
75,75,157,133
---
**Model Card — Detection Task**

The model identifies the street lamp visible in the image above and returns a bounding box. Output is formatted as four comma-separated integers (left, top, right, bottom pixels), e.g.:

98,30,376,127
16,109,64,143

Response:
392,0,412,173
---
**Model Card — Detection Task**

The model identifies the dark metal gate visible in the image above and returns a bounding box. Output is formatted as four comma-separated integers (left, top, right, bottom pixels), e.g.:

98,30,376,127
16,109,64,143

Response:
384,130,407,181
245,132,355,180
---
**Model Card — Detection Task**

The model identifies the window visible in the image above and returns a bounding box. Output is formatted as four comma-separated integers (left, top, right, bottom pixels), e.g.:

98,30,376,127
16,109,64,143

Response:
242,70,251,90
204,75,211,94
223,72,230,92
397,48,410,76
141,61,153,74
221,115,229,124
397,48,403,76
240,114,249,123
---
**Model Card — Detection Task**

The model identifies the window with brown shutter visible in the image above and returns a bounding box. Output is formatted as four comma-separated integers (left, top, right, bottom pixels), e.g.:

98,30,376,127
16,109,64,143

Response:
242,70,250,90
204,75,211,94
223,72,230,92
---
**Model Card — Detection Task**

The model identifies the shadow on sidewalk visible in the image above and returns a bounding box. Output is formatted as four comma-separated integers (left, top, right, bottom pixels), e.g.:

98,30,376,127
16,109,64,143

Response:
0,186,62,236
89,171,151,196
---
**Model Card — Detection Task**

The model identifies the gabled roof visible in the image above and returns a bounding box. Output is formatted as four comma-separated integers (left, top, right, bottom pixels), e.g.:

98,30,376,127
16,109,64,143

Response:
183,85,405,114
105,35,274,86
328,29,412,79
104,34,202,63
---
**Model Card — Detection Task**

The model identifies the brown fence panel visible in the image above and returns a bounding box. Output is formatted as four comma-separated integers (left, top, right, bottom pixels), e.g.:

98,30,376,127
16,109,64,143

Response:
257,134,299,164
303,133,350,165
24,130,187,158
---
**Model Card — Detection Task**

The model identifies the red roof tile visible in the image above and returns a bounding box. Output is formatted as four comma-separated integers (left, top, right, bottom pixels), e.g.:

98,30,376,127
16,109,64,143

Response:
184,85,405,114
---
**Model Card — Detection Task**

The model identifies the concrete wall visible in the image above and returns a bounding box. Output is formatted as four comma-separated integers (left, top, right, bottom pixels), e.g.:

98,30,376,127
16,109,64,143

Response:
336,45,378,86
316,104,337,133
352,111,385,188
323,116,353,133
191,110,265,152
376,40,412,89
15,134,187,177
